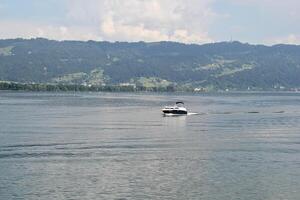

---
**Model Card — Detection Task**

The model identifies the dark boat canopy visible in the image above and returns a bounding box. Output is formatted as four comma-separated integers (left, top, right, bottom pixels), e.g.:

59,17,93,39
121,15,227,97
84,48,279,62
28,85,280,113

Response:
176,101,184,105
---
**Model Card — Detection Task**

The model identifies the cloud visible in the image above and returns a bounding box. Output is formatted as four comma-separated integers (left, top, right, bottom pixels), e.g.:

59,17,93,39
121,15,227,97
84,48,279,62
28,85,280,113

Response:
2,0,299,44
0,20,102,41
100,16,212,43
0,0,216,43
65,0,215,43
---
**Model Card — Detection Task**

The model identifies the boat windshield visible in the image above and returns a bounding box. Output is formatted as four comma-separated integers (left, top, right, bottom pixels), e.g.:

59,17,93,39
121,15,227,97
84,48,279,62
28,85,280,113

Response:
175,102,184,107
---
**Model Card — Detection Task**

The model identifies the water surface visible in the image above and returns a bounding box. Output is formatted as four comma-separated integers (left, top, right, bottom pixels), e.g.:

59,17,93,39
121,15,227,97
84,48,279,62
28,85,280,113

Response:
1,91,300,200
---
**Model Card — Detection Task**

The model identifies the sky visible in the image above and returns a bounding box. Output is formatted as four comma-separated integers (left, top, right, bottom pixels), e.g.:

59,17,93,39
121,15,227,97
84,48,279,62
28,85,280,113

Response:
0,0,300,45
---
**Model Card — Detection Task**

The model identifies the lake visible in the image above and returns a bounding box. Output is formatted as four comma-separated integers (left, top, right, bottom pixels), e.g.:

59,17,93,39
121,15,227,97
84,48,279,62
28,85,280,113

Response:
1,91,300,200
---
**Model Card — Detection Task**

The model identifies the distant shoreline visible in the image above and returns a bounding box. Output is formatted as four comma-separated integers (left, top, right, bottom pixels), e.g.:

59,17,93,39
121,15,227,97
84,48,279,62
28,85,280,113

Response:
0,81,299,93
0,81,178,92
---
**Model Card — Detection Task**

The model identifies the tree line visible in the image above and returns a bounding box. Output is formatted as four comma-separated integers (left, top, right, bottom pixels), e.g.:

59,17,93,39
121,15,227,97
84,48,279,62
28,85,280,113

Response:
0,82,179,92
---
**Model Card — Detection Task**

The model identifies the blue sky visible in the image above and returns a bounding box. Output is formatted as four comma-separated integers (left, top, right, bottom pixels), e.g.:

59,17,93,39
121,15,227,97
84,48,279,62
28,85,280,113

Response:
0,0,299,45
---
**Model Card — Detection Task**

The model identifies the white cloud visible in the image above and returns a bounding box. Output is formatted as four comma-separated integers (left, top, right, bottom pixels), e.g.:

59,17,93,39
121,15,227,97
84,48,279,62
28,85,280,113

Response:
65,0,216,43
1,0,300,44
0,20,102,41
99,15,213,43
0,0,216,43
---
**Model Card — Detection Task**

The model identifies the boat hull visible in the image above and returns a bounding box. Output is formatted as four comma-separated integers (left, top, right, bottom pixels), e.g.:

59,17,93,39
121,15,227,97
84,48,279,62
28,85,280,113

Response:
162,109,187,115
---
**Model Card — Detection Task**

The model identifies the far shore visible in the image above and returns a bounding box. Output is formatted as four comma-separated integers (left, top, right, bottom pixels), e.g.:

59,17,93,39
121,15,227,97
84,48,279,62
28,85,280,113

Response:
1,81,299,94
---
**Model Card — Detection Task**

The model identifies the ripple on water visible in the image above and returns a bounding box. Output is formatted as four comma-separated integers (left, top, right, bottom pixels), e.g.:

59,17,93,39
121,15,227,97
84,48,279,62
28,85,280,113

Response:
1,92,300,200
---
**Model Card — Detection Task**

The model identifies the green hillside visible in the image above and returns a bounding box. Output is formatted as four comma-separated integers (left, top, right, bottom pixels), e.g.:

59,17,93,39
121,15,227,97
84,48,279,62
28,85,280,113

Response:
1,38,300,91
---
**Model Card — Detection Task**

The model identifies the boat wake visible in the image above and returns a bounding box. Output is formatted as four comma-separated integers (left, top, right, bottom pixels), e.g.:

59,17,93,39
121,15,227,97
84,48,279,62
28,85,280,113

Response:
187,112,199,115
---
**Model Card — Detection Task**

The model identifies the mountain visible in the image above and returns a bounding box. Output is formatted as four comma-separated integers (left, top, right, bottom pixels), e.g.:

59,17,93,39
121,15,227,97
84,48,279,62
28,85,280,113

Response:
1,38,300,91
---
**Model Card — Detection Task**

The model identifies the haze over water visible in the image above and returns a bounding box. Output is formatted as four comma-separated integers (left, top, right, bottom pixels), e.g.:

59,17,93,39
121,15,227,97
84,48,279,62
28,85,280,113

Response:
1,91,300,200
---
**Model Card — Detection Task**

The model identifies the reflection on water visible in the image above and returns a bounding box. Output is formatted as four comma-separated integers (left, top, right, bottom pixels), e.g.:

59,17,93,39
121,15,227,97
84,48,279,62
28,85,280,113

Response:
163,114,187,128
1,91,300,200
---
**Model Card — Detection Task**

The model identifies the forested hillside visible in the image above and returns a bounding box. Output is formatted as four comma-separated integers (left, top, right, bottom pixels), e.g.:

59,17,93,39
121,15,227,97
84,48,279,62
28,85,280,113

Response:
1,38,300,91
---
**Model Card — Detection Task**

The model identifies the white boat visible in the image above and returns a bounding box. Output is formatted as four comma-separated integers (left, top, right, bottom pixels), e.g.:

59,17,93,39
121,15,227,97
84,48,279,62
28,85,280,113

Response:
162,101,188,115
